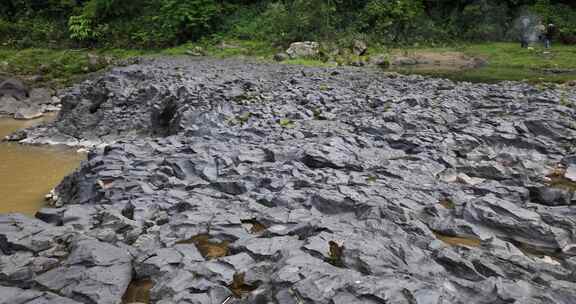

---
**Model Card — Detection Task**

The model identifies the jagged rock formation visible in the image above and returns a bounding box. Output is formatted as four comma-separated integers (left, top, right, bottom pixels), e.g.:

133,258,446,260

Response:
0,81,60,120
2,58,576,304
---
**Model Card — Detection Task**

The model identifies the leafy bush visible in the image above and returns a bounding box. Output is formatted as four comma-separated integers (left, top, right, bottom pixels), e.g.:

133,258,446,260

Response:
81,0,139,21
0,19,19,47
228,0,341,45
103,16,179,48
1,0,77,19
3,0,576,49
530,1,576,44
0,17,66,48
68,15,102,43
156,0,220,43
359,0,425,42
549,4,576,44
457,1,510,41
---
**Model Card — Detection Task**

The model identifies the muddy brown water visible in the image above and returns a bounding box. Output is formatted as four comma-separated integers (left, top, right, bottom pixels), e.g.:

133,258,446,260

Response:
0,116,84,215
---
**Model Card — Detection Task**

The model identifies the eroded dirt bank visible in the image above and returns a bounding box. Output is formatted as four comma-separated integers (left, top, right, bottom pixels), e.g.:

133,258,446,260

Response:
2,58,576,304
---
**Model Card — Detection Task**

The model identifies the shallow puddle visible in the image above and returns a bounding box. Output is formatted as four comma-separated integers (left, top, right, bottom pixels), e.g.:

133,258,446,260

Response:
177,234,230,259
123,279,154,304
434,232,482,248
0,117,84,215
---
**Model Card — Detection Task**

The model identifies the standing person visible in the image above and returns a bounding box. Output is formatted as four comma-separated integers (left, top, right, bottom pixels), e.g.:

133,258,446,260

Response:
520,34,529,48
520,35,528,49
537,21,546,43
519,17,531,48
545,23,556,48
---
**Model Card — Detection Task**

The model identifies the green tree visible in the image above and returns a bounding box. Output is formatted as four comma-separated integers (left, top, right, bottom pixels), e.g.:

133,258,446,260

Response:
157,0,221,43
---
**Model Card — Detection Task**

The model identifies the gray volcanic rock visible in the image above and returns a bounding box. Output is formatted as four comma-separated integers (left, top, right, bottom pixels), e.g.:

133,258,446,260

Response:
35,238,132,304
0,214,132,304
0,83,58,118
4,58,576,303
0,78,28,100
0,95,21,116
0,286,82,304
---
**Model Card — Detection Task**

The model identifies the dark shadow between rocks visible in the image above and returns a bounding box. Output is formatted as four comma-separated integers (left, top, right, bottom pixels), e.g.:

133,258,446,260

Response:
151,99,180,137
507,239,564,262
241,219,267,234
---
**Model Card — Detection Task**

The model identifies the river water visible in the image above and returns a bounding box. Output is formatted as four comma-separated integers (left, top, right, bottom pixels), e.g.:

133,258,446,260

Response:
0,117,84,215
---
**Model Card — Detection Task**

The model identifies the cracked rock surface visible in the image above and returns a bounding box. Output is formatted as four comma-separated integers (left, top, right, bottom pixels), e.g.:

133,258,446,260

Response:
3,58,576,303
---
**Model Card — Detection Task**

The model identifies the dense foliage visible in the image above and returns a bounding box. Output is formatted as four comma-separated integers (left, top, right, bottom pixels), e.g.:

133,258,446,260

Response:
1,0,576,48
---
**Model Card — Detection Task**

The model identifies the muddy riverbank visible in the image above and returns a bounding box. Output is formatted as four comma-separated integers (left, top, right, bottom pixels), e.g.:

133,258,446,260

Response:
2,57,576,304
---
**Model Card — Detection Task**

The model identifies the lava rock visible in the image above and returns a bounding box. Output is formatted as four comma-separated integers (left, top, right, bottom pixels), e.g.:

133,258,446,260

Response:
0,286,82,304
35,238,132,304
5,58,576,303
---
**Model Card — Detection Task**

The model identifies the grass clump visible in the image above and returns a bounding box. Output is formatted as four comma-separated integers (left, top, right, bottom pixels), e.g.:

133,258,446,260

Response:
278,118,295,128
327,241,345,268
393,42,576,83
2,41,575,88
439,198,456,209
283,58,337,68
0,49,96,86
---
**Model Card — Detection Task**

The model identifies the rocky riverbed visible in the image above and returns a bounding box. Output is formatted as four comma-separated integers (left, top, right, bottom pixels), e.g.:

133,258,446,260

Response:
2,57,576,304
0,77,61,120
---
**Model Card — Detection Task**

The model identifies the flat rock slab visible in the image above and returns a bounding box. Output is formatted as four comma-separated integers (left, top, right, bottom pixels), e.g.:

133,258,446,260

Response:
0,286,82,304
14,104,43,120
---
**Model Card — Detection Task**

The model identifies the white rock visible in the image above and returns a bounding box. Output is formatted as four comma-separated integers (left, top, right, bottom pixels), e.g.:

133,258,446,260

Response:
456,173,485,186
565,164,576,182
286,41,320,59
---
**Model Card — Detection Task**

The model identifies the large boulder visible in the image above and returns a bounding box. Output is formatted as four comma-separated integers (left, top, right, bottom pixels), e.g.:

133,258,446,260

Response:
34,238,132,304
0,95,20,116
0,78,29,100
14,104,43,120
28,88,54,104
352,39,367,56
274,52,290,62
0,84,54,117
286,41,320,59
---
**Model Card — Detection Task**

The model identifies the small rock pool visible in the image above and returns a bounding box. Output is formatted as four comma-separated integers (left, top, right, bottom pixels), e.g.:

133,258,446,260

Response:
0,116,84,215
